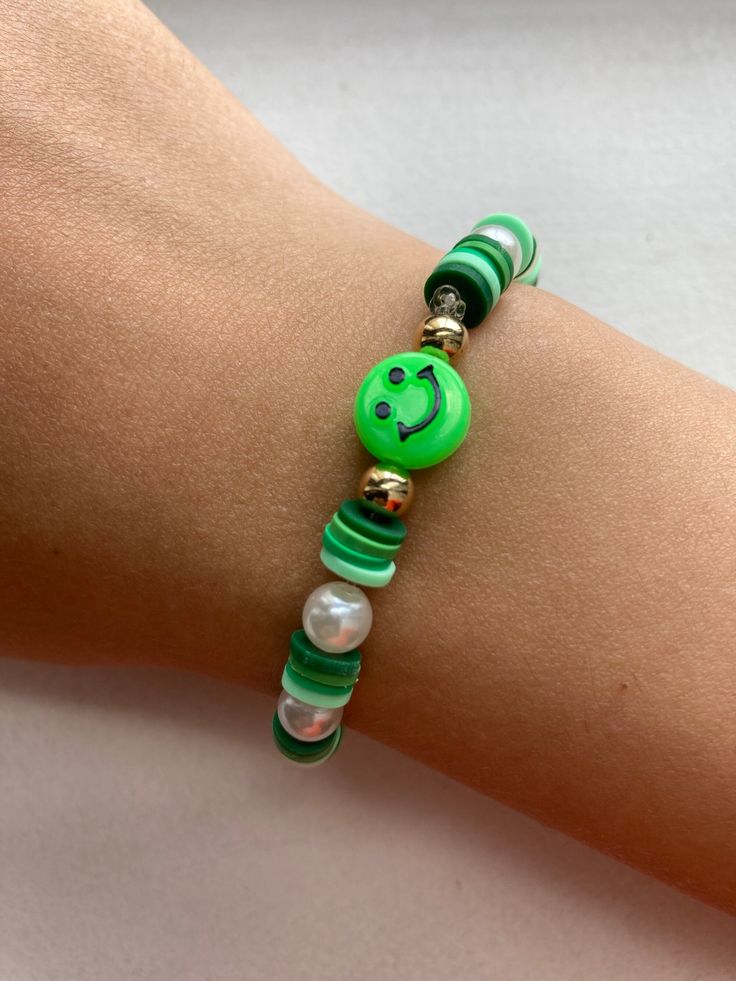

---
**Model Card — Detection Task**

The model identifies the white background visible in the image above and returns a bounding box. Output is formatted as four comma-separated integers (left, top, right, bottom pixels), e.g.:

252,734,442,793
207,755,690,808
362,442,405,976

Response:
1,1,735,978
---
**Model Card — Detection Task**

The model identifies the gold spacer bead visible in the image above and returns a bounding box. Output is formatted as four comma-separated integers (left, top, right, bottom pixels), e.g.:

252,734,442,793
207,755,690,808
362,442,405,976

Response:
414,315,468,361
358,462,414,517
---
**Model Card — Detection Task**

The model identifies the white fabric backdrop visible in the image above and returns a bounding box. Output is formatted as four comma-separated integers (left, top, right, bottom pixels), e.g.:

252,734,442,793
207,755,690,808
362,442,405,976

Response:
2,1,735,978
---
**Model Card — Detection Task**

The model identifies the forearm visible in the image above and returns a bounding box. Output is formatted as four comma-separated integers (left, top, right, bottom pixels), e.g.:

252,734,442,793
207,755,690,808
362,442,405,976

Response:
1,0,735,911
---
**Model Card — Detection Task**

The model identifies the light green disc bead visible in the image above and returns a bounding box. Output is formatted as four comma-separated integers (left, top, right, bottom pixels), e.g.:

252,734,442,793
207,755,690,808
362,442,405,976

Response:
320,547,396,588
330,510,401,559
436,248,501,308
516,253,542,286
281,665,354,708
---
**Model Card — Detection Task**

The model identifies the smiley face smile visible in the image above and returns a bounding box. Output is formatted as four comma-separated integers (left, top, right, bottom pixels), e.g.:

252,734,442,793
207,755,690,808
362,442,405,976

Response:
374,364,442,442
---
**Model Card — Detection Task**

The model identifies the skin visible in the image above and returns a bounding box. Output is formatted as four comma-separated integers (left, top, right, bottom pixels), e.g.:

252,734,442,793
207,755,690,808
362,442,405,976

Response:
1,0,735,912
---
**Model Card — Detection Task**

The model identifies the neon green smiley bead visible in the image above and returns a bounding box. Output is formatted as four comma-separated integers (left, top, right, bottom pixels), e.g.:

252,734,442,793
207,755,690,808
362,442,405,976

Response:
354,352,471,469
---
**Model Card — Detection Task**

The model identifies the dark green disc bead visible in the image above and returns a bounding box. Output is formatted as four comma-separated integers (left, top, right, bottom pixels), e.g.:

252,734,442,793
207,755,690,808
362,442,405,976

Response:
337,499,406,547
275,734,342,765
289,630,361,681
424,260,492,328
287,655,359,688
322,524,392,571
453,235,514,290
329,510,401,560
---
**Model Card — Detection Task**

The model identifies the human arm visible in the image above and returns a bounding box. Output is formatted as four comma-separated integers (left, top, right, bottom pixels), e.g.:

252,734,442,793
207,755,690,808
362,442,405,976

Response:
1,0,735,912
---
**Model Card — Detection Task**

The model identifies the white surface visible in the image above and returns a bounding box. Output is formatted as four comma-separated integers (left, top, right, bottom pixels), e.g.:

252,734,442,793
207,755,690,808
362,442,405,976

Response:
2,660,736,981
2,1,735,978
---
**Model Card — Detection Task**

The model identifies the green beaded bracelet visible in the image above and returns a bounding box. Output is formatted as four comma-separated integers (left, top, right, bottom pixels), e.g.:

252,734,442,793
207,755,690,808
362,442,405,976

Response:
272,212,539,764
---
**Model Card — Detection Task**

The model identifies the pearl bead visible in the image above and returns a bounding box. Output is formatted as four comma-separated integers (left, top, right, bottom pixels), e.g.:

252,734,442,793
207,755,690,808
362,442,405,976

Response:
472,223,523,276
277,689,343,742
303,581,372,653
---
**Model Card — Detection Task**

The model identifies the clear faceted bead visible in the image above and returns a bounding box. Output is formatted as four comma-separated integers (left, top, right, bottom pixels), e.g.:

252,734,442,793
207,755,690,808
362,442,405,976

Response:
429,284,467,322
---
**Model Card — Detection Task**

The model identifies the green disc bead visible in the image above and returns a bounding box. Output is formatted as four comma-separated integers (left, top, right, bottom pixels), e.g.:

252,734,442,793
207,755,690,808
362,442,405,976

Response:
276,732,342,766
320,547,396,588
354,351,471,469
289,629,361,681
453,235,514,290
421,346,451,363
322,524,391,571
330,510,401,560
424,261,492,329
338,499,406,548
472,213,535,274
281,663,354,708
516,253,542,286
441,248,502,307
288,655,359,687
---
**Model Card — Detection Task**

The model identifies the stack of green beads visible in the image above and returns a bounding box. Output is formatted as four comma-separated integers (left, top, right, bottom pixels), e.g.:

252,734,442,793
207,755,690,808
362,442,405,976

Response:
272,213,538,764
321,499,407,587
424,213,541,327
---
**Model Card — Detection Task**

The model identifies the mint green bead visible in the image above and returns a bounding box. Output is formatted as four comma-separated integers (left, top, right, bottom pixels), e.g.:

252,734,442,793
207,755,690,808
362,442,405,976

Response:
453,235,514,290
439,248,501,307
354,352,471,470
281,663,354,708
516,252,542,286
320,546,396,588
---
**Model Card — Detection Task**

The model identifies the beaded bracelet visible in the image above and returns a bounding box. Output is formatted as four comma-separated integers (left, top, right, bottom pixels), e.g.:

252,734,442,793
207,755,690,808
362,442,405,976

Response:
272,213,541,765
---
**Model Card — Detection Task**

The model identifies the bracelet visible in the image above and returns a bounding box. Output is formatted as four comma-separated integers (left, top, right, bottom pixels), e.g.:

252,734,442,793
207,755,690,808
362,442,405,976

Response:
272,213,541,765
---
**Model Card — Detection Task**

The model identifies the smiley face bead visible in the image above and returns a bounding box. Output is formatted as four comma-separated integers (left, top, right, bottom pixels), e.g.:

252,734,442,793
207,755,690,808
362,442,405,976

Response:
353,352,471,469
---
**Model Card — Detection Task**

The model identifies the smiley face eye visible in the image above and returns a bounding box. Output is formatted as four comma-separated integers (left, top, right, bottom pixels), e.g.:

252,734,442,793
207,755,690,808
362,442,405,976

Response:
375,401,391,419
388,367,405,385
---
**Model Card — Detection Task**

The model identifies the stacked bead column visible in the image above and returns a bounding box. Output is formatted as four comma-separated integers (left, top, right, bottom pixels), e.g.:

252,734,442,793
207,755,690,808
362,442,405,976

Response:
272,213,538,765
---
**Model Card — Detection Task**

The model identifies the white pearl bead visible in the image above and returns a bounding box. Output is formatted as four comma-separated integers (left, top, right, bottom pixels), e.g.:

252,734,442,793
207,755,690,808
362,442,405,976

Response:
472,223,523,276
277,689,343,742
302,581,372,653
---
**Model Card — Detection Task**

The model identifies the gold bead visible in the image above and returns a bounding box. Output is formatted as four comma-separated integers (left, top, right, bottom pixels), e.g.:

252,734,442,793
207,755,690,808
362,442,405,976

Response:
358,462,414,517
414,315,468,361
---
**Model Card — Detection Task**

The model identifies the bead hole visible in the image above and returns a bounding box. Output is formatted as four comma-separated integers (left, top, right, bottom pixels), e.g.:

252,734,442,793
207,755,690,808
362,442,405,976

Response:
358,504,392,526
